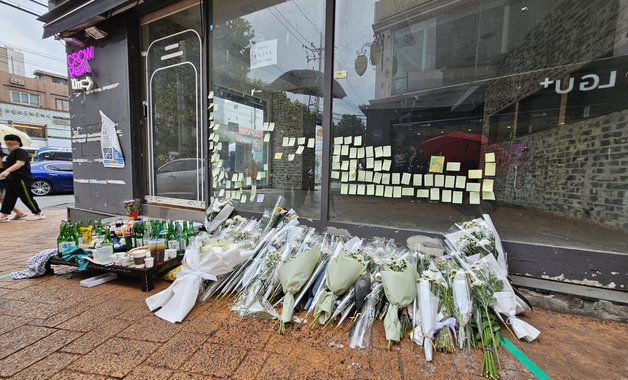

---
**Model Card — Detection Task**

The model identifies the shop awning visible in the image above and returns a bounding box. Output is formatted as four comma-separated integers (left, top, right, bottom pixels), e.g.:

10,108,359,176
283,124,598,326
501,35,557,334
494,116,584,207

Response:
38,0,132,39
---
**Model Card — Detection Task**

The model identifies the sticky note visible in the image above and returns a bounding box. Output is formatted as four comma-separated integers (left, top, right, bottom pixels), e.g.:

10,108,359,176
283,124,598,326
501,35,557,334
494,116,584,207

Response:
381,173,391,185
376,185,384,197
367,184,375,195
341,184,348,194
485,162,496,176
446,162,461,171
334,136,343,144
268,122,275,131
219,189,225,197
482,179,494,192
296,146,304,155
383,146,391,156
349,184,357,195
357,184,365,195
256,194,265,202
483,191,496,200
354,136,362,146
256,172,263,180
485,152,496,162
401,173,411,185
332,162,341,170
349,148,357,158
384,186,393,198
350,159,358,169
341,161,349,170
341,172,349,182
445,175,455,188
429,156,445,173
466,182,481,192
455,176,466,189
468,169,483,179
469,191,480,204
430,188,440,201
334,145,341,155
365,171,373,182
391,173,401,185
240,194,247,203
424,174,434,187
250,185,256,198
288,137,296,146
453,191,463,204
417,189,429,198
331,171,340,179
366,146,374,158
246,177,251,186
402,187,414,196
393,186,402,198
366,158,374,169
375,146,383,157
373,172,382,184
307,138,315,148
374,160,382,172
208,90,214,99
341,145,349,155
434,175,444,187
282,137,289,146
216,142,223,151
357,171,365,182
382,160,391,171
357,147,365,159
288,154,295,161
333,155,340,163
442,189,452,203
263,122,269,130
344,136,353,144
298,137,306,145
413,174,422,186
209,112,214,120
274,152,283,160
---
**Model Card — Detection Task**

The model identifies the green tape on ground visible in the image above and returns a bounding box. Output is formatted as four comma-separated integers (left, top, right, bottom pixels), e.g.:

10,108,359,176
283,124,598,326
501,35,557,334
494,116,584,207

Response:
500,334,552,380
0,270,28,279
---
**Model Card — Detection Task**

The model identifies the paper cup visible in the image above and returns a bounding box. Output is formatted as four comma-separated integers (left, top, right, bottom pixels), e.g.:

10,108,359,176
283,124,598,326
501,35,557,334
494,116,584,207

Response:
165,249,177,260
144,257,154,268
135,263,145,269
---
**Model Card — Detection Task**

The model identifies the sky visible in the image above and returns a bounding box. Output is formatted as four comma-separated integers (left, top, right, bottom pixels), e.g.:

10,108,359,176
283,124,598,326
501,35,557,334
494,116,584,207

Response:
0,0,67,77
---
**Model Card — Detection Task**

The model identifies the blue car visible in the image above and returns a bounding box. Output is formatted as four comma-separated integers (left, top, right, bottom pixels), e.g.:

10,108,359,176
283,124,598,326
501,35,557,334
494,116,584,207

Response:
30,161,74,196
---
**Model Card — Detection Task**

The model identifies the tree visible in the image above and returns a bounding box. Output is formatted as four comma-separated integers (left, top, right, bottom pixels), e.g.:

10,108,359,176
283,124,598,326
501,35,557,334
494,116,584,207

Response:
213,18,256,93
334,114,366,137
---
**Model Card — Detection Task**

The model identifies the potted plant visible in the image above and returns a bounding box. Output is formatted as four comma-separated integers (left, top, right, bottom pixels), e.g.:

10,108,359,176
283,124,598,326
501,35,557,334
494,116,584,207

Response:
123,199,141,220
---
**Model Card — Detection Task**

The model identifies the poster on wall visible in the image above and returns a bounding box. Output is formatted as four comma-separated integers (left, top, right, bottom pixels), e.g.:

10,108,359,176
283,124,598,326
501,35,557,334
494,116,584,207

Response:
99,110,125,168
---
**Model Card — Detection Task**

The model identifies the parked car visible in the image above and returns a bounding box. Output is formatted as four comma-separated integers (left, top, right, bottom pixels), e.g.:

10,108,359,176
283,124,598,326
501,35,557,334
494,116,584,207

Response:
30,161,74,196
35,147,72,162
156,158,203,199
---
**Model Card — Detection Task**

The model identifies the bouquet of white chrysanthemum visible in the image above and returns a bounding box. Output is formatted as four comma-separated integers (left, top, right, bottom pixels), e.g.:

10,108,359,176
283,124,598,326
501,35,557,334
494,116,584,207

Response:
452,270,473,349
418,270,440,361
380,257,417,349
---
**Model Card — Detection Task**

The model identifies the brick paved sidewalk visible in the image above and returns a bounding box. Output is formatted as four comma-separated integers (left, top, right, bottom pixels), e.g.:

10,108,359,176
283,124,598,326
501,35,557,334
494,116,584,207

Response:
0,209,626,379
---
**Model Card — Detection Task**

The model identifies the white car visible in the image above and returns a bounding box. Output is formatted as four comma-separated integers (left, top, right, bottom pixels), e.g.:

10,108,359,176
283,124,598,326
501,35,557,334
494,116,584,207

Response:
156,158,203,199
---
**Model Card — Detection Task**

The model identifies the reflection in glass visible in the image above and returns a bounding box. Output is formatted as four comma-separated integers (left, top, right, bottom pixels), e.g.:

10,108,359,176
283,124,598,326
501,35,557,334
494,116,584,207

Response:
332,0,628,253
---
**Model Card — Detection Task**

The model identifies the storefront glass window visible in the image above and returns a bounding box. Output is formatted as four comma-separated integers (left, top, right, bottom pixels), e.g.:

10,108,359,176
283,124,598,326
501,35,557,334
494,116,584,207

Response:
331,0,628,253
210,0,326,219
141,3,204,205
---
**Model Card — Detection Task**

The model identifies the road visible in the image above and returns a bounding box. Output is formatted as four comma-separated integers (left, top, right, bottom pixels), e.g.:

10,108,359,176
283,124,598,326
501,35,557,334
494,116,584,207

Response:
13,192,74,212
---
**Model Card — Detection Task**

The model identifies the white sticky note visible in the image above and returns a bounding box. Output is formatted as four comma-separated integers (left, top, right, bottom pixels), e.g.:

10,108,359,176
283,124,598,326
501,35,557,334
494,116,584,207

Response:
349,148,357,158
334,136,343,144
381,173,390,185
263,122,269,130
332,162,341,170
413,174,422,186
455,176,466,189
384,186,393,198
393,186,402,198
434,175,444,187
357,171,365,182
298,137,306,145
341,145,349,156
453,191,463,204
341,184,348,194
288,137,296,146
366,157,374,169
264,134,271,142
417,189,429,198
256,194,265,203
333,155,340,163
445,175,455,188
468,169,483,179
357,184,365,195
442,189,452,203
282,137,289,147
485,152,496,162
446,162,461,172
334,144,341,155
374,160,382,172
331,171,340,179
350,159,358,170
483,191,496,200
466,182,481,192
246,177,252,186
391,173,401,185
268,123,275,131
365,171,373,182
482,179,494,192
366,146,374,158
344,136,352,144
485,162,496,176
382,160,391,171
357,147,365,159
469,191,480,204
288,154,295,161
349,184,357,195
373,172,382,184
209,112,214,120
430,188,440,201
240,194,247,203
256,172,263,180
354,136,362,146
274,152,283,160
341,172,349,182
216,142,223,151
250,185,257,198
375,185,384,197
208,90,214,99
401,173,411,185
402,187,414,196
424,174,434,187
367,184,375,195
296,146,304,155
219,188,225,197
307,138,315,148
383,146,391,156
341,161,349,170
375,146,383,158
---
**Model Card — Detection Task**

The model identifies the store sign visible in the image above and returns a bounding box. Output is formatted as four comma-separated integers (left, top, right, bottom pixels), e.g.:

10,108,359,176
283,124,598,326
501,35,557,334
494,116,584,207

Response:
540,70,616,94
9,78,25,86
71,76,94,91
67,46,94,78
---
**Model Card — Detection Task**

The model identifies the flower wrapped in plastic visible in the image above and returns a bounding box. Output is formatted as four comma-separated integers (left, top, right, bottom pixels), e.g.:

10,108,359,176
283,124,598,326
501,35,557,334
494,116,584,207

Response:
452,270,473,349
380,258,417,348
312,245,367,326
145,232,252,323
418,271,440,361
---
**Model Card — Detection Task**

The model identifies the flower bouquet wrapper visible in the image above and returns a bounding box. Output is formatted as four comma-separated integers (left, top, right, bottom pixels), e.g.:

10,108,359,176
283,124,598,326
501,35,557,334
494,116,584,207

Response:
381,266,417,343
278,247,321,327
313,253,367,324
146,275,203,323
493,291,540,342
418,279,439,361
453,271,472,348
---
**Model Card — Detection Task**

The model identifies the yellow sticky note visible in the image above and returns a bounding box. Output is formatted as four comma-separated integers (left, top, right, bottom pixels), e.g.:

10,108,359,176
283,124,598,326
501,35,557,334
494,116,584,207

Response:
468,169,483,179
469,191,480,204
250,185,257,199
413,174,422,186
274,152,283,160
482,179,494,192
417,189,429,198
357,147,365,159
446,162,461,171
349,184,357,195
452,191,463,204
483,191,496,201
341,161,349,170
357,171,365,182
268,122,275,131
365,171,373,182
485,162,496,176
442,189,452,203
354,136,362,146
485,152,496,162
240,194,247,203
332,162,341,170
424,174,434,187
430,188,440,201
208,90,214,99
334,144,341,155
288,137,296,146
333,155,340,163
434,175,444,187
401,173,411,185
219,188,225,197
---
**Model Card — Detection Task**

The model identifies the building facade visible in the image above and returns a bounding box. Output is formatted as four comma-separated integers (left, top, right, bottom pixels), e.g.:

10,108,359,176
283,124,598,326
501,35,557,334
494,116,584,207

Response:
40,0,627,293
0,70,71,151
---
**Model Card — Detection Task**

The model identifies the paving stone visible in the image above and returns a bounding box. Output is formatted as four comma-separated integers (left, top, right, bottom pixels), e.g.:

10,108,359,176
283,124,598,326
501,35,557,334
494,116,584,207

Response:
179,342,247,377
255,352,296,379
9,351,79,379
0,298,67,319
144,332,207,370
117,315,182,343
60,318,133,355
290,357,332,379
0,315,30,336
49,370,115,379
67,337,160,378
204,317,271,350
0,329,82,377
370,348,402,379
168,371,218,380
124,364,174,380
232,349,268,379
0,325,56,360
